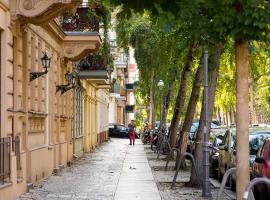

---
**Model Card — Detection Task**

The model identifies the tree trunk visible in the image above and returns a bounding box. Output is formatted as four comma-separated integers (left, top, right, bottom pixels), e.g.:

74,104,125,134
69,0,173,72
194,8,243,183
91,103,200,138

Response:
169,40,197,147
161,81,176,129
189,44,224,186
235,40,250,200
176,60,203,169
225,111,229,126
149,69,156,127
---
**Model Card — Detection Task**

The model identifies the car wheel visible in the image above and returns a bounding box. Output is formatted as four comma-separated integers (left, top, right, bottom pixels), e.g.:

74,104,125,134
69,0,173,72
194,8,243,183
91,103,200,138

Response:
230,175,236,192
218,168,223,183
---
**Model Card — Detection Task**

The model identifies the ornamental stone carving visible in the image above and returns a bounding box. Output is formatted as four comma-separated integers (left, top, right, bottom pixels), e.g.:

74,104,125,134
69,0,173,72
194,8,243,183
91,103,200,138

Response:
64,42,97,61
12,0,80,24
63,34,101,61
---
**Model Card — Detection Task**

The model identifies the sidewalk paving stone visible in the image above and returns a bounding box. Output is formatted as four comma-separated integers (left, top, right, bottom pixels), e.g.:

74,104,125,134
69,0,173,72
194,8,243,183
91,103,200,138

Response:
17,138,233,200
17,139,162,200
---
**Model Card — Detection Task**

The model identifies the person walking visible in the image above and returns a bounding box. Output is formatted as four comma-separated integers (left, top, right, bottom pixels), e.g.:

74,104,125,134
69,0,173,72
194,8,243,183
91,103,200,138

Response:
128,120,136,145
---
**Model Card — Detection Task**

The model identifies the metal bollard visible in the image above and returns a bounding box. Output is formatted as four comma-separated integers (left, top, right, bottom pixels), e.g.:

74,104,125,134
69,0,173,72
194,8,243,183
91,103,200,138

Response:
171,152,201,189
216,168,236,200
242,177,270,200
157,134,171,159
165,148,179,169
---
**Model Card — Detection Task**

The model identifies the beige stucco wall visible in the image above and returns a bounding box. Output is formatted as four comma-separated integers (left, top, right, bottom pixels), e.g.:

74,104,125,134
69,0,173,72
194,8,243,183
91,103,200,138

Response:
0,1,105,199
0,2,74,198
82,81,97,152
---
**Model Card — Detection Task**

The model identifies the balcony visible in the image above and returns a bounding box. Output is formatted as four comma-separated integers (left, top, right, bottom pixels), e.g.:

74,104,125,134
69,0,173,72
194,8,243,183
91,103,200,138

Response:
62,6,103,61
125,105,135,113
77,54,109,85
114,53,128,68
11,0,80,24
126,83,134,90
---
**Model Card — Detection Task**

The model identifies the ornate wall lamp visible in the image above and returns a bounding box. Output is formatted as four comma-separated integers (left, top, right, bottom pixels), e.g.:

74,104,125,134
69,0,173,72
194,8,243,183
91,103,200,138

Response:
30,52,51,81
56,71,75,94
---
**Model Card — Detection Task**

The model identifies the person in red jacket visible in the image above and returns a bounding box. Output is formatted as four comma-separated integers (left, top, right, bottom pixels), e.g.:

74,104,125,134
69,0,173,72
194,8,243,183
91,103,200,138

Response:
128,120,136,145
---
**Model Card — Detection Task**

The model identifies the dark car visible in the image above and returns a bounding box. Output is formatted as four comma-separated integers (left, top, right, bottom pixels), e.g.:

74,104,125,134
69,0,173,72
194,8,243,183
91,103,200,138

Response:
108,123,129,138
108,123,139,138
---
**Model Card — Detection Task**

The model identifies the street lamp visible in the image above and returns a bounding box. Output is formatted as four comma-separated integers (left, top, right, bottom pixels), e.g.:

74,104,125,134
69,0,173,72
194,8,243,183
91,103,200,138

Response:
30,52,51,81
202,49,211,198
158,80,164,129
56,71,75,94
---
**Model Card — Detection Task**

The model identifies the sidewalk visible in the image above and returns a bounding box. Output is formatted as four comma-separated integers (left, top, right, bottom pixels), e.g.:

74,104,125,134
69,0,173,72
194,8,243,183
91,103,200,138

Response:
17,139,161,200
114,142,161,200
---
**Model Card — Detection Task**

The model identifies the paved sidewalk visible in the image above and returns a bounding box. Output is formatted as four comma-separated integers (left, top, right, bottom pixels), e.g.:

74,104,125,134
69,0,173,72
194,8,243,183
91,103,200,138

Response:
114,142,161,200
17,139,161,200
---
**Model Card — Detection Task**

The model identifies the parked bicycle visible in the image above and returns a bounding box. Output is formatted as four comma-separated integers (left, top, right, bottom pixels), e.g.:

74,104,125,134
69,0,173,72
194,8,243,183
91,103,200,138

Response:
141,127,152,144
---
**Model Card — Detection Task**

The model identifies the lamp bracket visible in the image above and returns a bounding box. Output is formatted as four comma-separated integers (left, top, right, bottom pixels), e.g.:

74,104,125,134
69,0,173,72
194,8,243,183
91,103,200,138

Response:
56,84,74,95
30,71,47,81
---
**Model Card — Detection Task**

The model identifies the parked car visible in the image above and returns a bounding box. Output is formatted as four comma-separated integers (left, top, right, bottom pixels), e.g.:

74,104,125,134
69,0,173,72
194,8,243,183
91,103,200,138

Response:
219,128,270,190
217,128,236,182
210,134,224,179
108,123,129,138
108,123,139,138
252,136,270,198
187,120,224,153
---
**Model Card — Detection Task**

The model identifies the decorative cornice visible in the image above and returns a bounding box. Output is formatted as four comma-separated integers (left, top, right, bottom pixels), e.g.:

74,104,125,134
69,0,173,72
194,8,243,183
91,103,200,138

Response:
63,33,101,61
12,0,80,25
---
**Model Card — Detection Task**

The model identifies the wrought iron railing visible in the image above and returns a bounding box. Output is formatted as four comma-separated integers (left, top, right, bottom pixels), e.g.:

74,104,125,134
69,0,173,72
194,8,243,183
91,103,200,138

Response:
62,7,100,32
0,137,11,184
77,54,107,71
13,136,22,170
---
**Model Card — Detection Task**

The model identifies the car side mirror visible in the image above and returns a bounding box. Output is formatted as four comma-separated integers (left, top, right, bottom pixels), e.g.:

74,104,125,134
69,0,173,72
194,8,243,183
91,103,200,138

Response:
254,157,265,164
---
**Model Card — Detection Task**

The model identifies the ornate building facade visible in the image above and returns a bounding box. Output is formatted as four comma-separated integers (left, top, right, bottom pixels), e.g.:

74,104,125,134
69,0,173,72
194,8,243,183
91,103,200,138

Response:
0,1,109,199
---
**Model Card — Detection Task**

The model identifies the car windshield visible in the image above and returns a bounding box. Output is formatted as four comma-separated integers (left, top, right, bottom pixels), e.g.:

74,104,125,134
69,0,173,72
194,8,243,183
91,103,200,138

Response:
211,123,219,129
190,124,197,133
118,126,127,131
108,124,114,129
249,132,270,155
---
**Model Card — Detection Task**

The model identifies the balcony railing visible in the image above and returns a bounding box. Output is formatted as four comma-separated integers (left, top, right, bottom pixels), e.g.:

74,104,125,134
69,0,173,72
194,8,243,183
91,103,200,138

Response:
62,7,99,32
0,137,11,184
77,54,107,71
77,54,109,82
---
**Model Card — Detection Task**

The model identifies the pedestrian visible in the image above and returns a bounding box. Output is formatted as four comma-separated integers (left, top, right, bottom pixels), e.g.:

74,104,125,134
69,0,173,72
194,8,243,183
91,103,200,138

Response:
128,120,136,145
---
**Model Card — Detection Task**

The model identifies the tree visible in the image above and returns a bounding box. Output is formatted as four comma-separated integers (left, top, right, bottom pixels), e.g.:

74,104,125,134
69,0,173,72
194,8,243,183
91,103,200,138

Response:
177,56,203,169
112,0,270,197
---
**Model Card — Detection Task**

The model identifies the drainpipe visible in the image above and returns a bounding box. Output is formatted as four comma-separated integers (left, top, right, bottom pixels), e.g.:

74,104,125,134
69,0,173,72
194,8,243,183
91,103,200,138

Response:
45,53,49,146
